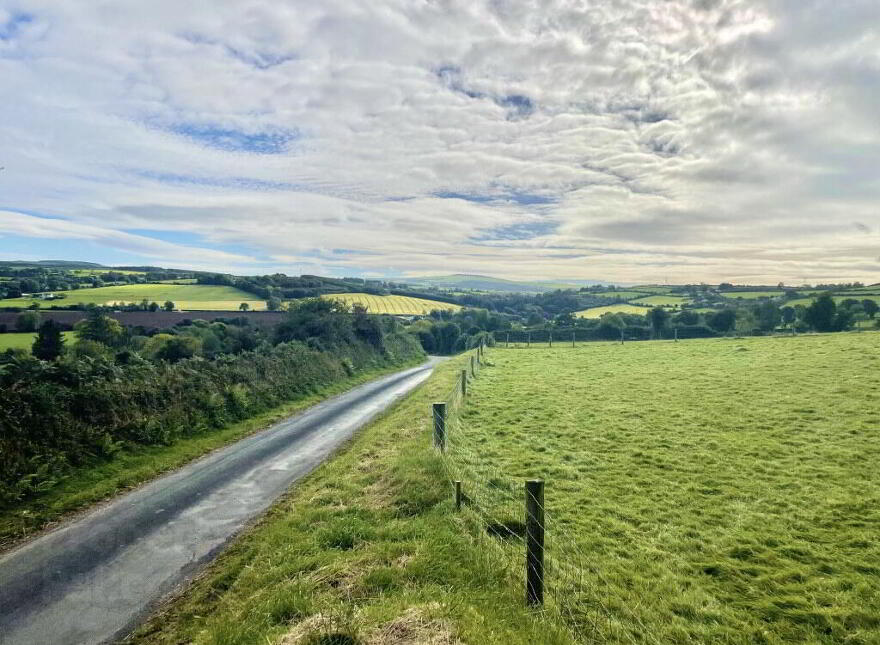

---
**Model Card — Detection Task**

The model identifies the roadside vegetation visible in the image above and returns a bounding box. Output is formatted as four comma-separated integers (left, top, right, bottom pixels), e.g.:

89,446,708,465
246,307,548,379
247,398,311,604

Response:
0,299,424,546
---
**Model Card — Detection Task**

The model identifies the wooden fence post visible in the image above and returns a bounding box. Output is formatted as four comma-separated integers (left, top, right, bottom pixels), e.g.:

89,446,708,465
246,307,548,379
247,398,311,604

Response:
432,402,447,452
620,328,625,344
506,332,510,348
455,480,462,511
549,332,552,348
470,355,476,377
572,331,575,347
525,480,545,607
461,369,467,397
527,332,531,348
674,328,678,342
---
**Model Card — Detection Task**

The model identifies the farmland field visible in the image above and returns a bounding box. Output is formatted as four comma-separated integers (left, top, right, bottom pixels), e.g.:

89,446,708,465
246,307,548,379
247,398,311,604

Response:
574,304,648,318
0,331,77,351
592,291,652,300
1,284,265,311
630,294,689,307
720,291,784,299
574,303,648,318
630,285,675,293
321,292,460,314
448,334,880,644
787,294,880,308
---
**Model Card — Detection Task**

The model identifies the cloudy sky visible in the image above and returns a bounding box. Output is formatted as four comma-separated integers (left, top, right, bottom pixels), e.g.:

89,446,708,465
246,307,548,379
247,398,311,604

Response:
1,0,878,283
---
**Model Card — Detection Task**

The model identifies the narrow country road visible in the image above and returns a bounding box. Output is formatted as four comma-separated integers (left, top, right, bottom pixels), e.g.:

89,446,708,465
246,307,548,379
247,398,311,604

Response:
0,358,443,645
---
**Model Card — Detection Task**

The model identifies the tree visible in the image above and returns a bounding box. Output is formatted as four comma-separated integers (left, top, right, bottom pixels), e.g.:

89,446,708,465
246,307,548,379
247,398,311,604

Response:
804,294,836,332
76,308,126,347
266,297,283,311
15,310,40,332
781,306,796,327
144,333,201,362
708,309,737,333
648,307,669,338
149,301,160,312
754,300,781,332
32,320,65,361
163,300,175,312
673,310,700,326
239,302,250,312
862,299,878,320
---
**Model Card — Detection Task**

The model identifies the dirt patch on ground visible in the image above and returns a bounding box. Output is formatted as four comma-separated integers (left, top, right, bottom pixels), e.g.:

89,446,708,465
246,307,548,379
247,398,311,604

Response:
279,604,460,645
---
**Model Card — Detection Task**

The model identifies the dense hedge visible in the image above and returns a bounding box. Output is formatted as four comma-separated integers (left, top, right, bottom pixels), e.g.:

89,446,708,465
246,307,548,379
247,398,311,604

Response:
0,332,423,506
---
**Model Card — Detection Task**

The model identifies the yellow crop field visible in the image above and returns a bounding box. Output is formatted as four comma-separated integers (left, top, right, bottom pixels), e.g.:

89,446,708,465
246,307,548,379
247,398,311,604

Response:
574,303,649,318
320,293,460,315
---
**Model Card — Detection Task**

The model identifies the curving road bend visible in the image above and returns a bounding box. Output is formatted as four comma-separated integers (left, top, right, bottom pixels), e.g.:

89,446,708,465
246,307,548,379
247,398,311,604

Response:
0,357,443,645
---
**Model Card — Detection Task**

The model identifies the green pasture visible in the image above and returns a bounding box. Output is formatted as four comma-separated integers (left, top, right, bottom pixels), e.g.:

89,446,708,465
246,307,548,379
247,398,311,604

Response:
630,294,689,307
0,331,77,352
592,291,652,300
448,333,880,643
720,291,784,299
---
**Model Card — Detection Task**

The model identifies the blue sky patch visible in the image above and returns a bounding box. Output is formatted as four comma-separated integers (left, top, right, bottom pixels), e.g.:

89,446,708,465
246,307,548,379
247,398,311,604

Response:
470,219,559,242
0,12,33,41
168,123,297,154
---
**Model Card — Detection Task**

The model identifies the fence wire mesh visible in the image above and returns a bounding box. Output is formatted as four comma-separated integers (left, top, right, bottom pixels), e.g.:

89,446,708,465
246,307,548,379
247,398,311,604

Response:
432,343,650,645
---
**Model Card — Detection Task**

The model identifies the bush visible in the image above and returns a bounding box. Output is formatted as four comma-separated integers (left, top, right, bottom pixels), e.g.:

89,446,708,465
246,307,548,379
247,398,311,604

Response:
0,332,424,506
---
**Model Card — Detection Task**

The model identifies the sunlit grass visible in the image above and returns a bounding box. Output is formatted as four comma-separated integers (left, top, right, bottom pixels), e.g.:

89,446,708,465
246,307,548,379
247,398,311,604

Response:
452,333,880,644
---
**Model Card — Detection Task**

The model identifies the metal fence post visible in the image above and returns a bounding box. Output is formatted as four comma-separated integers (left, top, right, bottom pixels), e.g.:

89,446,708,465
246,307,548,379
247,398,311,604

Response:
525,480,545,607
432,402,447,452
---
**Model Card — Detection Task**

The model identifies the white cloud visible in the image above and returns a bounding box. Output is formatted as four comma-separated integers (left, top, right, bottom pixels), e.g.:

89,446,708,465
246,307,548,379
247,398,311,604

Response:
0,0,878,283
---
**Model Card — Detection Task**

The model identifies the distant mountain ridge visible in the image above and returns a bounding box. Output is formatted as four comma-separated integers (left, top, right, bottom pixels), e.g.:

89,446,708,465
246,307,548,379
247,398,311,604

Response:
406,273,611,293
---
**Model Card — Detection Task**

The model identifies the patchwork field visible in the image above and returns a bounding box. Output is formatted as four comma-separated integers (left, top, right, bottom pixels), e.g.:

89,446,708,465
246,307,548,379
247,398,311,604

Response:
630,294,689,307
720,291,784,299
447,334,880,643
574,304,649,318
592,291,652,300
2,284,265,311
321,292,461,315
0,331,77,352
787,294,880,308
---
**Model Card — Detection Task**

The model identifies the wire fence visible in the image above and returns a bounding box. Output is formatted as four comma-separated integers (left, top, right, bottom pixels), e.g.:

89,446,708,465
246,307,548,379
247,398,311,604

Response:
430,342,656,644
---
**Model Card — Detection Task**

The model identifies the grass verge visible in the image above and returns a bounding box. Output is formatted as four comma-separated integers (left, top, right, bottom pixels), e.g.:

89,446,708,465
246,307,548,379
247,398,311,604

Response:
126,355,573,645
0,358,424,552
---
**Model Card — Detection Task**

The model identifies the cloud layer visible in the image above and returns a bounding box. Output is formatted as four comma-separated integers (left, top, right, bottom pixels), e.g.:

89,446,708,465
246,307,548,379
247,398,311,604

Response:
1,0,878,282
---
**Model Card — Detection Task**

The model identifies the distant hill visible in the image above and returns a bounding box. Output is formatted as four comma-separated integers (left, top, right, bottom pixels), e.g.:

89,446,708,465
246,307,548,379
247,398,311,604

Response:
405,273,609,293
1,260,106,269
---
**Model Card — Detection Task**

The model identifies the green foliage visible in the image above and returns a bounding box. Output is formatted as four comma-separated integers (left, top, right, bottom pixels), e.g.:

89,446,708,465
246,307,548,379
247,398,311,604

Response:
804,293,837,332
0,328,424,506
31,320,66,361
76,308,126,347
15,310,40,332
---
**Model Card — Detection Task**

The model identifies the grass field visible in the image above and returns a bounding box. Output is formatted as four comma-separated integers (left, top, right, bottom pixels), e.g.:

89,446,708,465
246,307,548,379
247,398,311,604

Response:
1,284,265,311
0,331,77,351
630,294,689,307
630,285,675,294
447,334,880,643
787,295,880,308
592,291,651,300
575,304,649,318
321,292,461,315
720,291,784,299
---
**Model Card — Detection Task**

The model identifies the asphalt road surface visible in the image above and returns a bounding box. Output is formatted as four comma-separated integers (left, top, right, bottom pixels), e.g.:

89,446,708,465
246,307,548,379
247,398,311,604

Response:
0,358,443,645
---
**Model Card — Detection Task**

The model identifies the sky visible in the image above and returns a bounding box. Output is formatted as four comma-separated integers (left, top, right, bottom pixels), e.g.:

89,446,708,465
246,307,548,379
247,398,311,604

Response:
0,0,878,284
